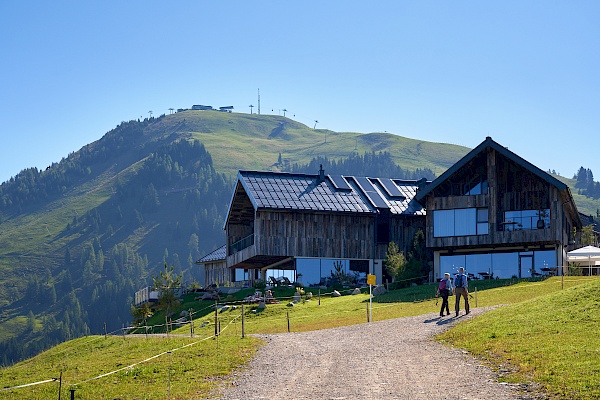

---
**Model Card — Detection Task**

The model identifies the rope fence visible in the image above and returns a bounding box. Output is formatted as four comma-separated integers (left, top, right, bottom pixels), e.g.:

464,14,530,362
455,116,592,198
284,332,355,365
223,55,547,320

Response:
6,276,594,395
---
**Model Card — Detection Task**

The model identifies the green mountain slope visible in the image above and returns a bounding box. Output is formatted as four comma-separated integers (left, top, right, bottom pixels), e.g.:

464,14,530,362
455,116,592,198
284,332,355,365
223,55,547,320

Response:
553,174,599,217
0,110,598,366
150,111,467,177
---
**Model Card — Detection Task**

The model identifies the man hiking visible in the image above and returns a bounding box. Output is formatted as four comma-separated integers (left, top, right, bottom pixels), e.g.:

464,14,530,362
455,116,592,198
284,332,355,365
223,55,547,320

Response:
454,267,470,317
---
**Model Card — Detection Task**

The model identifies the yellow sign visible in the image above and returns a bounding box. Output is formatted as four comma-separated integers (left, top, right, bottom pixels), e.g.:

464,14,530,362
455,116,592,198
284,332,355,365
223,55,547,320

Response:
367,274,376,285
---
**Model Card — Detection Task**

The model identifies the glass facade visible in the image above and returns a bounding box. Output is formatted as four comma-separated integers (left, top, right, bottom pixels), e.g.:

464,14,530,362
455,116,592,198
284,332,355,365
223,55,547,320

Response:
464,179,488,195
503,209,550,231
295,258,368,287
433,208,488,237
439,249,557,279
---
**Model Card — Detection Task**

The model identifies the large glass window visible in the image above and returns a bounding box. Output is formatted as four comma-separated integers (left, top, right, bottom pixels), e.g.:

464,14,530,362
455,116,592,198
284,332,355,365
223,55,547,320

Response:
235,268,248,282
295,258,367,287
440,249,557,280
533,250,557,274
433,208,488,237
435,158,488,197
464,178,489,195
439,255,466,276
503,209,550,231
455,208,476,236
466,253,492,277
433,210,454,237
269,268,296,284
295,258,321,287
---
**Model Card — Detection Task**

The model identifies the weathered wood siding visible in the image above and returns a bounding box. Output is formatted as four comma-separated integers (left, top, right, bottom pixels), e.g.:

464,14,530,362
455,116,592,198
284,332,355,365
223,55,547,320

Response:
204,260,231,286
226,223,253,249
374,216,426,259
254,210,375,259
424,147,575,250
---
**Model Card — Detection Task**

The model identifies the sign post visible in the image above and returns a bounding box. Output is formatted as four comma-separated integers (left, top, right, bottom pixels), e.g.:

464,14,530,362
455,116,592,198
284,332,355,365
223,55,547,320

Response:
367,274,376,323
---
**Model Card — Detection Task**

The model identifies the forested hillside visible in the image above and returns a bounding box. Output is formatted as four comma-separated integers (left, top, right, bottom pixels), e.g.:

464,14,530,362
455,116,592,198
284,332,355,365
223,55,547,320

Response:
287,152,436,180
0,117,232,365
1,110,598,367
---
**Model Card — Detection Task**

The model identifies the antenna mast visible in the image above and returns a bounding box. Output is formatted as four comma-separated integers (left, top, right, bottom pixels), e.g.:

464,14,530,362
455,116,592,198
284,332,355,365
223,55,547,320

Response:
258,88,260,115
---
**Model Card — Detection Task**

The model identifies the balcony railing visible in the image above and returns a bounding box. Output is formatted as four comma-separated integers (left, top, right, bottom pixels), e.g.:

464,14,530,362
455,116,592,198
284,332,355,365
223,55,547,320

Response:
502,216,550,231
229,234,254,254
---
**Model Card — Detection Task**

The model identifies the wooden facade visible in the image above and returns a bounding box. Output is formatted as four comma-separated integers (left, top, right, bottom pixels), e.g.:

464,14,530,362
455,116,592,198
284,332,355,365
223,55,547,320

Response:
217,137,583,284
223,170,426,284
416,137,582,279
195,245,231,287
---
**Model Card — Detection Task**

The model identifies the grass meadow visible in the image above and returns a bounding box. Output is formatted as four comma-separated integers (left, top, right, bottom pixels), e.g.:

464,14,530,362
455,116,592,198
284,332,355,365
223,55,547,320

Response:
1,276,598,399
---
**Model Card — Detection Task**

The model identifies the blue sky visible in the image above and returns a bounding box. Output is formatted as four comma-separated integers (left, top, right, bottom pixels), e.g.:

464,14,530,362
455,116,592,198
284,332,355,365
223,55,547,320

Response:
1,2,599,184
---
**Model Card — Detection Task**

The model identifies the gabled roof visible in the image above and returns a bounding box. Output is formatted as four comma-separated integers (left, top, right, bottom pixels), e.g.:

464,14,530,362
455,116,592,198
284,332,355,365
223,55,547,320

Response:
415,136,567,202
196,245,226,264
224,169,426,226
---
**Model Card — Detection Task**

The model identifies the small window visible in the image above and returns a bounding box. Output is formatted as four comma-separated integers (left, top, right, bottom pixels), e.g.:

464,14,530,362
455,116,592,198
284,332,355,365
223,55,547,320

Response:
477,208,488,235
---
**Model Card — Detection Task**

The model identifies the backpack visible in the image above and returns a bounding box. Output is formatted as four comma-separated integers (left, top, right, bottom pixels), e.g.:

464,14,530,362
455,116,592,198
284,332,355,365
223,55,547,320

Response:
455,274,465,288
438,279,447,290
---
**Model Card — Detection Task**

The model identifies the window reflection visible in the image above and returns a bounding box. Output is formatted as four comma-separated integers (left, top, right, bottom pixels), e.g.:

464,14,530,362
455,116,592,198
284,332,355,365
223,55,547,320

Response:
440,249,557,279
503,209,550,231
295,258,368,287
433,208,488,237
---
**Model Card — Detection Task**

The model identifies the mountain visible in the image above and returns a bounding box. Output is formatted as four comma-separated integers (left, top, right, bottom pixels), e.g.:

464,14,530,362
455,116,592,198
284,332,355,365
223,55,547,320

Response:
0,110,597,366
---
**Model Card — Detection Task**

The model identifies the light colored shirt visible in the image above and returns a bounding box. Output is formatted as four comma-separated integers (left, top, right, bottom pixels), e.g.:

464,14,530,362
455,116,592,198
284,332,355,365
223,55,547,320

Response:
454,273,468,289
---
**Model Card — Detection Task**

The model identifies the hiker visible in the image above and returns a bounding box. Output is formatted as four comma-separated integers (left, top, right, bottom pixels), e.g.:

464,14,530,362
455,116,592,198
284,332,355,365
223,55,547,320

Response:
454,267,470,316
436,272,453,317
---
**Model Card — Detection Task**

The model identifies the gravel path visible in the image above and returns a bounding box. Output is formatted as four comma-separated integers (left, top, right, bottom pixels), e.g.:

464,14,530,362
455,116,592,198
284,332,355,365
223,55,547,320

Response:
216,308,544,400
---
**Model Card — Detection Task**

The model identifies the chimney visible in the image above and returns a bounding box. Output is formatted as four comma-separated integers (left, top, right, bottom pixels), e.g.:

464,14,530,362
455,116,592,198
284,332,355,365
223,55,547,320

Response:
416,177,428,189
318,164,325,182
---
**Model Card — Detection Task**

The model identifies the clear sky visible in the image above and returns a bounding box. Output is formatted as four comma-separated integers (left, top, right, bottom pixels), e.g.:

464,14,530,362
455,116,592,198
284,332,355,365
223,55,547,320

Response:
1,1,599,184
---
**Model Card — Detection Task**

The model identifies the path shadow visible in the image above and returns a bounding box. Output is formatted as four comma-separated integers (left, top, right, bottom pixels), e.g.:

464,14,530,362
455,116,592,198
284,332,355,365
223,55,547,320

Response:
423,315,462,326
435,317,457,326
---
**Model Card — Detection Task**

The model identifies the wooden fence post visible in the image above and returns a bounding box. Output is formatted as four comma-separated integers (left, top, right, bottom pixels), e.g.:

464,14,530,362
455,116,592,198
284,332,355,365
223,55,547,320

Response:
189,308,194,337
214,300,219,337
241,304,245,338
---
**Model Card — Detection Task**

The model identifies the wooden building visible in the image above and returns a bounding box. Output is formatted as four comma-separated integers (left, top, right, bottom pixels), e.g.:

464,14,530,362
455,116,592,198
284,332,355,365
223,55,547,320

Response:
195,245,229,287
223,167,426,286
415,137,582,280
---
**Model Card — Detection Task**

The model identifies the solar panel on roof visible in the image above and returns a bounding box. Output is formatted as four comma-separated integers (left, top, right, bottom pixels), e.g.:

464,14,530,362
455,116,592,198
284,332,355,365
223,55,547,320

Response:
354,177,390,209
328,175,352,191
378,178,406,199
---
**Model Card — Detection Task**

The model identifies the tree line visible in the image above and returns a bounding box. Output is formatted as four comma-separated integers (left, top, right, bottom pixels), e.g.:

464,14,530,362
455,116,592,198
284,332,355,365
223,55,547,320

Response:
574,166,600,200
286,151,436,181
0,120,233,366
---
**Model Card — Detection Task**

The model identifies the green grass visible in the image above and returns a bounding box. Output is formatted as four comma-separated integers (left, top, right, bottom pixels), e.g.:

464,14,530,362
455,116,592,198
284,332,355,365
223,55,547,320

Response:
438,277,600,399
172,110,470,179
171,277,593,338
2,277,599,399
0,110,470,310
1,335,262,399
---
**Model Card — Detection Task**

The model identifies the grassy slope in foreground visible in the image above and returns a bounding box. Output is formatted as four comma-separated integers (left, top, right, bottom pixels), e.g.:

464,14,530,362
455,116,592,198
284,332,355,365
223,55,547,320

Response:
0,335,262,399
1,277,596,399
438,277,600,399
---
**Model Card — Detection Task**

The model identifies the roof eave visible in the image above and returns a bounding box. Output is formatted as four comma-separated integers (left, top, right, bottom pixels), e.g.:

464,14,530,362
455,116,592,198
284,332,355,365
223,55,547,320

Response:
415,136,567,202
222,172,258,231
